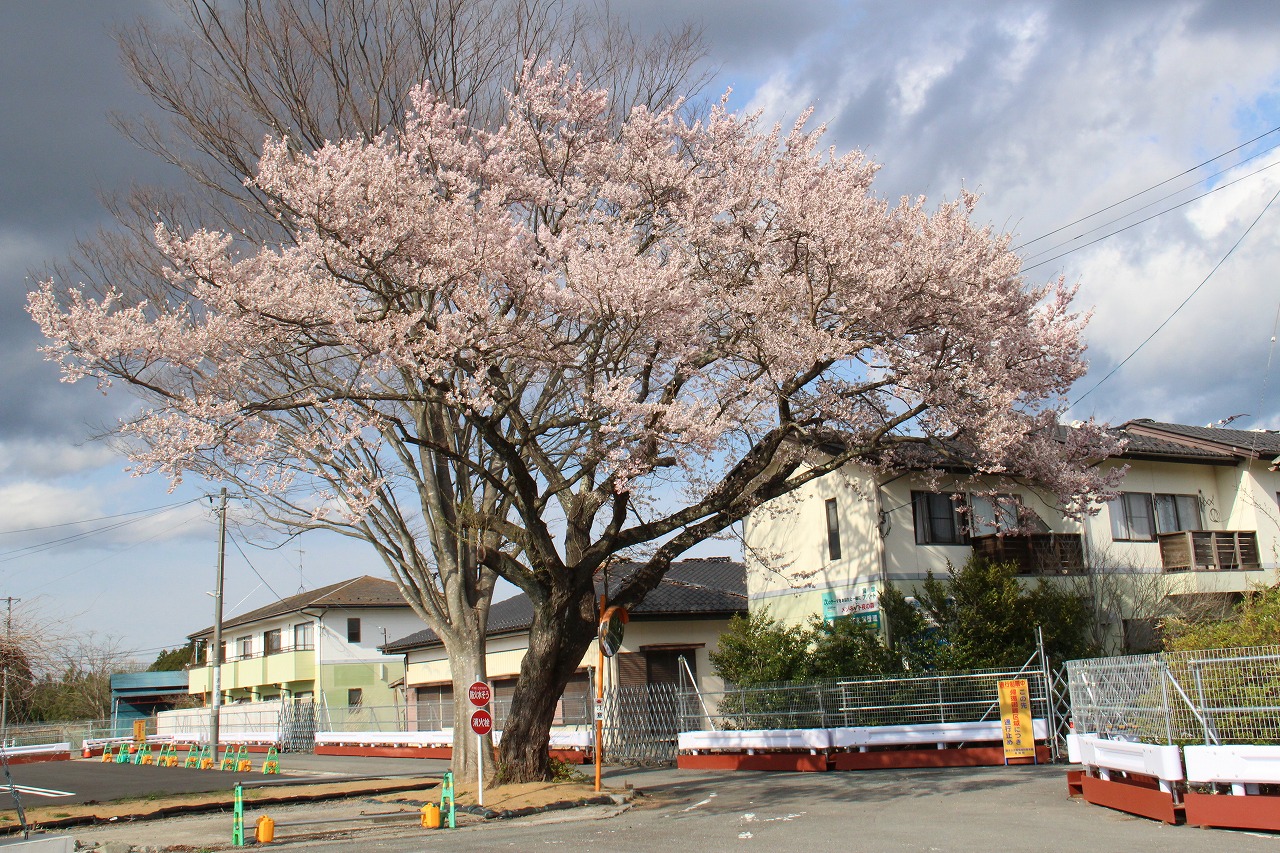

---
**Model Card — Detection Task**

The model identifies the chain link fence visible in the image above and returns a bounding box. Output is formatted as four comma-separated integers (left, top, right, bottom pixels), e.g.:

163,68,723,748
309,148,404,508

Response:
1066,644,1280,745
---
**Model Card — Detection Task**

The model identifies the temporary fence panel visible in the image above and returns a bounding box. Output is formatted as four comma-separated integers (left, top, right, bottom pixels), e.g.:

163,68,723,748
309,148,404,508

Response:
1065,644,1280,746
686,666,1055,736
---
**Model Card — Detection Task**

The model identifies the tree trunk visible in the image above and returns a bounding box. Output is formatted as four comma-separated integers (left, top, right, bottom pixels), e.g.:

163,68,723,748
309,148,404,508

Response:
495,582,598,782
438,629,496,784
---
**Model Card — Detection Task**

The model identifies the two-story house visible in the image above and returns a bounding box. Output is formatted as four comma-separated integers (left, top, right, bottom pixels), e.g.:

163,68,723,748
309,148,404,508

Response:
383,558,747,730
744,420,1280,653
187,575,424,709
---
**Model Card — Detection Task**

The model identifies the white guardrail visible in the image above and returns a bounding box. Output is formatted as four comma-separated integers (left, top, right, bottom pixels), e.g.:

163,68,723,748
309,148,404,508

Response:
679,720,1048,754
1184,745,1280,795
0,742,70,758
1071,733,1184,793
314,730,594,748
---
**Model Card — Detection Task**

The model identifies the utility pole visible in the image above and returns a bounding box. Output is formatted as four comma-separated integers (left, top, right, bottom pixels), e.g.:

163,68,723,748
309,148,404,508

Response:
209,488,228,765
0,597,19,745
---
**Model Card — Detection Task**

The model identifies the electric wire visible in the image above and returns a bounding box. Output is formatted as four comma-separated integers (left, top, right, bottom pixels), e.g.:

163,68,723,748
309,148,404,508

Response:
0,499,199,536
1023,158,1280,274
1015,123,1280,250
0,498,204,563
1071,184,1280,407
1020,147,1280,265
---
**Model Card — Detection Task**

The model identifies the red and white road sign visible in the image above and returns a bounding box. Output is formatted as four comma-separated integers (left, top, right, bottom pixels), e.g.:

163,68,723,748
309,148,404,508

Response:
470,709,494,736
468,681,492,707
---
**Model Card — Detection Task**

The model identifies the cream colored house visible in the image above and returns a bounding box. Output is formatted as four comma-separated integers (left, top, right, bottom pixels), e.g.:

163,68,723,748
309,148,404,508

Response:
745,420,1280,653
187,576,422,709
383,558,746,729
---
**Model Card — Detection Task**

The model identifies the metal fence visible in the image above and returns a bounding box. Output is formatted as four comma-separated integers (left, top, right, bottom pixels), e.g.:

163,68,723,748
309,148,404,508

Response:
685,665,1056,734
0,719,115,750
1066,644,1280,745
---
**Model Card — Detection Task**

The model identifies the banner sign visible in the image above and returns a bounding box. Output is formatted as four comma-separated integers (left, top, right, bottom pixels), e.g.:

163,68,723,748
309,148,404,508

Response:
998,678,1036,761
822,584,880,627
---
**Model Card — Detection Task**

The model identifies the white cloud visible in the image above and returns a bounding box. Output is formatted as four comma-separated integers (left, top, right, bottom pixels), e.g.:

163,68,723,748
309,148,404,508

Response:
0,439,119,478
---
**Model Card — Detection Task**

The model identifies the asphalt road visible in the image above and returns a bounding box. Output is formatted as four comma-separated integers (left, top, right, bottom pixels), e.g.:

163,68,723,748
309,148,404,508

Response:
65,763,1280,852
2,754,448,806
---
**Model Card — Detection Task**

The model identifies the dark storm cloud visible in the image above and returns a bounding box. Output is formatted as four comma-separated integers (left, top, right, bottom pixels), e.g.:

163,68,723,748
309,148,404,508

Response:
0,2,173,445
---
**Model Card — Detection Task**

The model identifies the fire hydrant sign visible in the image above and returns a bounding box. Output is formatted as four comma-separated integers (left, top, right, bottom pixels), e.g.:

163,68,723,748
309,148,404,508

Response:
998,678,1035,761
468,681,492,707
470,708,494,736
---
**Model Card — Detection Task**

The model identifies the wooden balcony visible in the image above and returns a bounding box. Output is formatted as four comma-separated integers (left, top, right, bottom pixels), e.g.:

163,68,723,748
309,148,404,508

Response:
970,533,1086,576
1157,531,1261,571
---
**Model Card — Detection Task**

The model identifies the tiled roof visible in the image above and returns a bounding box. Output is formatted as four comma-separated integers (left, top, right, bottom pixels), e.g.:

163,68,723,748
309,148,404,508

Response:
1110,427,1238,462
188,575,409,639
1123,420,1280,458
384,557,746,652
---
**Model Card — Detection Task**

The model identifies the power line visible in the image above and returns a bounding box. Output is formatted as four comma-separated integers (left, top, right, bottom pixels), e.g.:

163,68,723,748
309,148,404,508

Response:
1015,123,1280,251
1022,157,1280,274
1071,184,1280,408
0,499,201,536
1021,146,1280,265
0,499,205,563
227,532,286,603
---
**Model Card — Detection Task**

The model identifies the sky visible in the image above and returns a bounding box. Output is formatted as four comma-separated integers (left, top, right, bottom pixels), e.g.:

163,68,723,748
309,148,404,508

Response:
2,0,1280,660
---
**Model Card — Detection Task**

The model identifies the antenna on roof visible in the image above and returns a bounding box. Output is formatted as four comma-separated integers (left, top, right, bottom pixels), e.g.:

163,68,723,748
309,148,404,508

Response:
1206,413,1249,428
297,543,306,594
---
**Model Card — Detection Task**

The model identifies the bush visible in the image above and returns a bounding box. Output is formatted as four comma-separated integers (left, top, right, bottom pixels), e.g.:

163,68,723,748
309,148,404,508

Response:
1164,582,1280,651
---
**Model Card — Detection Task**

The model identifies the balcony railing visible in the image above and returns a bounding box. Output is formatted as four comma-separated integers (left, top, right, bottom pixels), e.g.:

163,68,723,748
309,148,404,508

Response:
1157,530,1261,571
970,533,1086,575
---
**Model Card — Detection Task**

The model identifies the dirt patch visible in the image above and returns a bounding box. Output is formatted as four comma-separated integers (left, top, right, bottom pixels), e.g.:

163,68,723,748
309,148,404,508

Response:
1,775,630,834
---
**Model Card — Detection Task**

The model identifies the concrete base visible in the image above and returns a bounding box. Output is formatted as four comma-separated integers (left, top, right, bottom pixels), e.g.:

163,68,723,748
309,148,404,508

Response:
314,744,591,764
677,753,829,772
315,744,453,760
0,752,69,766
1184,791,1280,832
0,833,74,851
831,745,1049,771
1081,774,1183,824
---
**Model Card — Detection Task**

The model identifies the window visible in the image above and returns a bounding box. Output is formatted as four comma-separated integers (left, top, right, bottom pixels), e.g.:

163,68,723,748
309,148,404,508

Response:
970,493,1019,536
1153,494,1201,533
347,688,363,708
825,498,842,560
293,622,313,650
1109,492,1201,541
912,492,966,545
237,635,252,659
264,629,282,656
347,617,361,644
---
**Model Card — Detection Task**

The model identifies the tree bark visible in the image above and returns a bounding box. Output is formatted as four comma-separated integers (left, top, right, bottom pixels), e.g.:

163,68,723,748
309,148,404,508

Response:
495,581,598,782
435,626,496,783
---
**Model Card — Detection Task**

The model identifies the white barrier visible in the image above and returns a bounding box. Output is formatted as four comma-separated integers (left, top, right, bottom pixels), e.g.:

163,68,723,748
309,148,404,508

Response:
1185,745,1280,796
220,731,280,746
315,731,453,748
677,729,833,754
314,729,594,749
83,732,203,751
0,743,70,758
1076,734,1184,793
829,720,1049,750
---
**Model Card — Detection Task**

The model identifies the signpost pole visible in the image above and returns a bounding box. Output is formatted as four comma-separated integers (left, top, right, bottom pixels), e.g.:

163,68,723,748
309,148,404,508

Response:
475,674,484,808
594,593,605,793
468,679,492,808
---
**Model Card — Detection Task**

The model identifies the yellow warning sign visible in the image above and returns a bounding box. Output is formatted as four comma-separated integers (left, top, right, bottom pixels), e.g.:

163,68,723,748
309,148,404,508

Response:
998,678,1035,761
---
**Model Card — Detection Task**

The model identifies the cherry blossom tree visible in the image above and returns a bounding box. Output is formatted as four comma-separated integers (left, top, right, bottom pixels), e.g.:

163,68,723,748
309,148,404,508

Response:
31,63,1118,781
42,0,707,785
